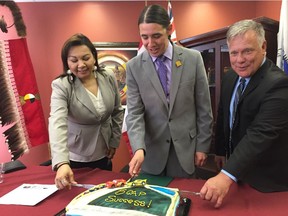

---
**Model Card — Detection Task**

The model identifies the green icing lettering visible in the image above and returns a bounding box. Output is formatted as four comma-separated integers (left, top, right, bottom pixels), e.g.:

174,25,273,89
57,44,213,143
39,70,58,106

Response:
89,187,172,216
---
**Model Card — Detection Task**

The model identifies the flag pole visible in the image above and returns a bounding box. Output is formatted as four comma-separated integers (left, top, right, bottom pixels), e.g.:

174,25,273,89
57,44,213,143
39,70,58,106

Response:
277,0,288,74
167,0,178,44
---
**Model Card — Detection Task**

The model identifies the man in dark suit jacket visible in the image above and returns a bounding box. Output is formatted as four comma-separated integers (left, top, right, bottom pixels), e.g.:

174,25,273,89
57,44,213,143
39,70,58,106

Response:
200,19,288,208
126,5,213,178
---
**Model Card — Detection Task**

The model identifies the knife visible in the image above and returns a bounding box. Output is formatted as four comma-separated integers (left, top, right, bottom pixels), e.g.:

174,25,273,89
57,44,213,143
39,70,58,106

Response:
126,175,136,183
178,190,200,196
72,183,96,189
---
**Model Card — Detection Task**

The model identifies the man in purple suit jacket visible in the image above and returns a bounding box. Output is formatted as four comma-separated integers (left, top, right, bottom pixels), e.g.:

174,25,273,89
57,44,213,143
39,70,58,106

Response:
126,5,213,178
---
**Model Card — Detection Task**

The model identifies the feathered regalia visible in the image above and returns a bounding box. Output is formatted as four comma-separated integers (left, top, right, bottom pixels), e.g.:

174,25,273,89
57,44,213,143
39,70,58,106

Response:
0,1,48,160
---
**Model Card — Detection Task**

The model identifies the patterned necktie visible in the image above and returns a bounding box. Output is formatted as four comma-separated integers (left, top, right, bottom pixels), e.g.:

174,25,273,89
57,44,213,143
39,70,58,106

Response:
232,78,246,125
155,55,168,96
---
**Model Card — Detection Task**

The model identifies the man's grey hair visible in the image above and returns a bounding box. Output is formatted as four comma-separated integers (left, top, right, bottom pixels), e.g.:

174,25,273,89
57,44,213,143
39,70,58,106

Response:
227,19,265,47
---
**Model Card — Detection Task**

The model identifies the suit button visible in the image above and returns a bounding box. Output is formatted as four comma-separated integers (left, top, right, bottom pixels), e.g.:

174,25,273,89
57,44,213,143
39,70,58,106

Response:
166,140,170,143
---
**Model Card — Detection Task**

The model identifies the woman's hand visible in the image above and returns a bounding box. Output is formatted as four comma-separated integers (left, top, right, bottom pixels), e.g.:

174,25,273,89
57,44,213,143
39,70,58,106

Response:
55,163,77,190
107,148,116,159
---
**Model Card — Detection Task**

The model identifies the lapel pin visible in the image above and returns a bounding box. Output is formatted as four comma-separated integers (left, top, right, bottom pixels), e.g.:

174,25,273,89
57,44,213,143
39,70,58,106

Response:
176,60,182,67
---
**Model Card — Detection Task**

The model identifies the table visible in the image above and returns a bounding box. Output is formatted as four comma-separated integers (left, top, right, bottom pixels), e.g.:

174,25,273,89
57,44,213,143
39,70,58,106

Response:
0,166,287,216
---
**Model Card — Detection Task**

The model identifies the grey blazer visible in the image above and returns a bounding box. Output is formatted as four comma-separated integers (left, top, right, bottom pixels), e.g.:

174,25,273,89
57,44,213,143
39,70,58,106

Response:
126,45,213,175
49,70,124,169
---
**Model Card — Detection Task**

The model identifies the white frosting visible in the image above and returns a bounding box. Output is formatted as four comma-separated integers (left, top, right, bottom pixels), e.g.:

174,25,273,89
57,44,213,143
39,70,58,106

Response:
66,185,180,216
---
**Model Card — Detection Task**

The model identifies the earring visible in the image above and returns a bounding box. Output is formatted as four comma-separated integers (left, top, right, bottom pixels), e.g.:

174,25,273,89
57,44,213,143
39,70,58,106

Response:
94,66,97,71
67,69,73,82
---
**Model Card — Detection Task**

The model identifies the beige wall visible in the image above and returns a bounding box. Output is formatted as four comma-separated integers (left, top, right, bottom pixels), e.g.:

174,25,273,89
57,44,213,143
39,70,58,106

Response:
0,1,281,172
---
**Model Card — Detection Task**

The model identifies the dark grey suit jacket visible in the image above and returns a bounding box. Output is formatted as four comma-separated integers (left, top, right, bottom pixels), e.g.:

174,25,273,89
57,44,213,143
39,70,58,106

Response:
126,45,213,175
215,59,288,192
